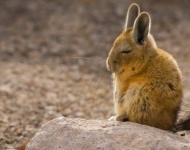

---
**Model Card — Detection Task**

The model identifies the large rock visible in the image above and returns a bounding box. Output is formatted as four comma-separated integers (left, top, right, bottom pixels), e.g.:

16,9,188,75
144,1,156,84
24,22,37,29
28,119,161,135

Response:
26,117,190,150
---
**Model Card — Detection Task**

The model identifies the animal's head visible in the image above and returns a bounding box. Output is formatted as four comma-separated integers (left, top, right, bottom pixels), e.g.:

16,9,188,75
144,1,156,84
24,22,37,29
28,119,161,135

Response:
106,3,157,75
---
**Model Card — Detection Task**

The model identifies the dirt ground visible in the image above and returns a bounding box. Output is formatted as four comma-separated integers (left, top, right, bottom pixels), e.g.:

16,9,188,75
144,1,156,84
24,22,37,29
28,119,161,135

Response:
0,0,190,149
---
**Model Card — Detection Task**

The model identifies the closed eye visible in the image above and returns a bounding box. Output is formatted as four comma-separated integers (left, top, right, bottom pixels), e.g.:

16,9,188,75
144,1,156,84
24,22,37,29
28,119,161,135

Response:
122,50,131,54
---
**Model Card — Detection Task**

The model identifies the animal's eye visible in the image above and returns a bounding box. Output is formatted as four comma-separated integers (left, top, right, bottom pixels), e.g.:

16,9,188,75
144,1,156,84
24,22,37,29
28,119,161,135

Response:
122,50,131,54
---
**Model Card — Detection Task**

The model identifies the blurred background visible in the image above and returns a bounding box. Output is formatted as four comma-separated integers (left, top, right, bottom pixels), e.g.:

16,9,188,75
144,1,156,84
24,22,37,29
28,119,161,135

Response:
0,0,190,149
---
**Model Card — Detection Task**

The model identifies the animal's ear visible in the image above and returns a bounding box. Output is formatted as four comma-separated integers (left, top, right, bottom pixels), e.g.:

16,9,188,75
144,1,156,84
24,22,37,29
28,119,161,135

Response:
133,12,151,45
125,3,140,30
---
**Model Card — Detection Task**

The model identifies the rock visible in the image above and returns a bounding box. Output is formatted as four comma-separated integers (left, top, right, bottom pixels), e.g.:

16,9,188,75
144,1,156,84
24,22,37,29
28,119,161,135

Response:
26,117,190,150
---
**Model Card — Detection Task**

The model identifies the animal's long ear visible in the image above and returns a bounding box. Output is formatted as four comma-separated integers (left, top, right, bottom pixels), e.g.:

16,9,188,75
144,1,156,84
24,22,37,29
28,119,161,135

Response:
124,3,140,30
133,12,151,45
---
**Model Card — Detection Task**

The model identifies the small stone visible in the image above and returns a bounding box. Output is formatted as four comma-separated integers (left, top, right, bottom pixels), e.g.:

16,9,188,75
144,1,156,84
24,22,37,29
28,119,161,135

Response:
0,85,12,95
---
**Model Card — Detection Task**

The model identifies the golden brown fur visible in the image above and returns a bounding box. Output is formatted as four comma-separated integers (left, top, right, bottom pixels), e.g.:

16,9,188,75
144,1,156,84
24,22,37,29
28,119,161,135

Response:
106,4,183,130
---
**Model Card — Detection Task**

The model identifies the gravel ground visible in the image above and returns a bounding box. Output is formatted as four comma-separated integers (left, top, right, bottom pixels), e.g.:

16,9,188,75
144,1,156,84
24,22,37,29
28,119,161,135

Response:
0,0,190,149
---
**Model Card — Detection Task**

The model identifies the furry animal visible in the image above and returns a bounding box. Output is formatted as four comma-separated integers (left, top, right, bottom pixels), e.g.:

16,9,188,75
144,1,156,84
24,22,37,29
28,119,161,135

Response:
106,3,190,131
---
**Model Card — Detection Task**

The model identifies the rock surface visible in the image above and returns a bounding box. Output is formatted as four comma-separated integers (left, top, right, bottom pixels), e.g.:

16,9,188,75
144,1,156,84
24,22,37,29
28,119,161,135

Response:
26,117,190,150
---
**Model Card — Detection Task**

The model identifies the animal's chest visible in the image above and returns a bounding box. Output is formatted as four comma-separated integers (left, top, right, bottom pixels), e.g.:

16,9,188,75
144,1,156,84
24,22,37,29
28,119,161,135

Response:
115,83,142,104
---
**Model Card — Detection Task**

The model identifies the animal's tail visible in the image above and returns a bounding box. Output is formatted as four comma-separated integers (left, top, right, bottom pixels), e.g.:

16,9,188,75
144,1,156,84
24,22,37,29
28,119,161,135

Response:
175,116,190,131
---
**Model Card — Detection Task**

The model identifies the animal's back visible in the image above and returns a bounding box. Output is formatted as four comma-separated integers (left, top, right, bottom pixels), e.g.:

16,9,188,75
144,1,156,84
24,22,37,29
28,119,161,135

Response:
120,48,183,130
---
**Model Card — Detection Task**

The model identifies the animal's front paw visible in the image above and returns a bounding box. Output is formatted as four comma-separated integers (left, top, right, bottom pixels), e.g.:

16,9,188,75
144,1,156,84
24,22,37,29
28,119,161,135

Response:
108,116,116,121
116,114,128,122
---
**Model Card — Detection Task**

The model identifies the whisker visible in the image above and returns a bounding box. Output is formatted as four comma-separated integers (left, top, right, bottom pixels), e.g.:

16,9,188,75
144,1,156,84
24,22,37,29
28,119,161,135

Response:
62,55,111,96
91,68,106,90
63,56,104,60
94,69,108,95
